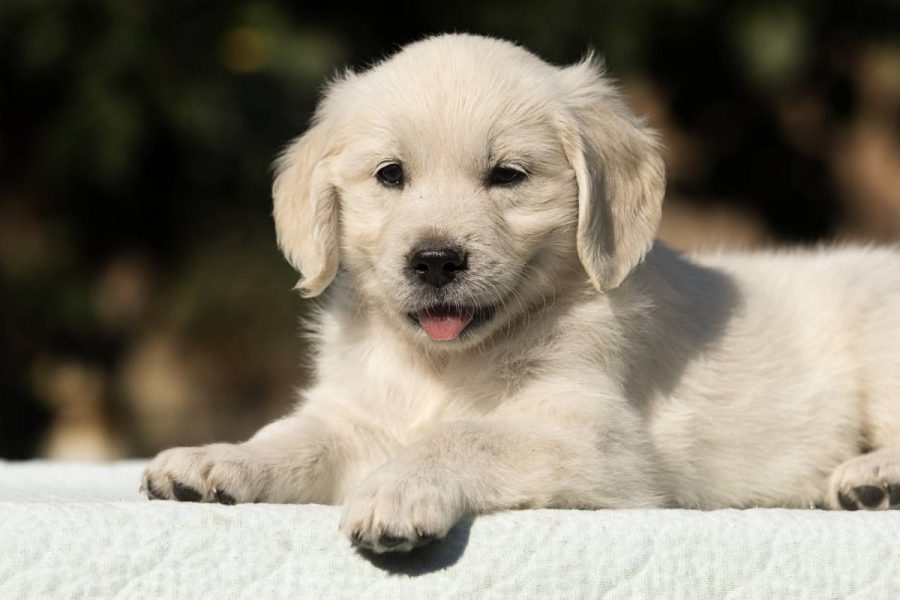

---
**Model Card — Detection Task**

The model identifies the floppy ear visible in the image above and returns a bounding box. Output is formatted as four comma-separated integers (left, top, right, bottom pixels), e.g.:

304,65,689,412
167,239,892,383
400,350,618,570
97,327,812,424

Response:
557,55,666,292
272,121,340,297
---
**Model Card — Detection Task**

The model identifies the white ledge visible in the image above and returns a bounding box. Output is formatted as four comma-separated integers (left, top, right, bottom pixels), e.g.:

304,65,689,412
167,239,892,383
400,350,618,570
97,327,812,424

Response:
2,460,899,598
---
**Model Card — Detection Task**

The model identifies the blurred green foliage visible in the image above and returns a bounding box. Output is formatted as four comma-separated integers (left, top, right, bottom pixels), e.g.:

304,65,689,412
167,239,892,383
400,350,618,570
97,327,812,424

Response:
1,0,899,457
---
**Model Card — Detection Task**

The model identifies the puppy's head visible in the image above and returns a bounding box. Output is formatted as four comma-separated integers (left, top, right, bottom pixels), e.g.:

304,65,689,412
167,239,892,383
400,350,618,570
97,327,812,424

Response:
273,34,664,347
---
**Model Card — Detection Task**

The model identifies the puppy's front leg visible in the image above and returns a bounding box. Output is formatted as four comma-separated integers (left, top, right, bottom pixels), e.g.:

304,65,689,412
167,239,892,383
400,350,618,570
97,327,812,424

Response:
141,411,349,505
341,419,664,553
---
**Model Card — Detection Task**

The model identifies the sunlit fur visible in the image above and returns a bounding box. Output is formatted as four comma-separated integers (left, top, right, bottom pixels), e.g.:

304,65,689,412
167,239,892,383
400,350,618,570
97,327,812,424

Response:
145,34,900,553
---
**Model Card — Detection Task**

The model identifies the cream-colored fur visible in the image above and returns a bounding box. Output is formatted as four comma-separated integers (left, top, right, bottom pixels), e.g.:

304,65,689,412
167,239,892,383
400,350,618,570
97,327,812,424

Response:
143,34,900,553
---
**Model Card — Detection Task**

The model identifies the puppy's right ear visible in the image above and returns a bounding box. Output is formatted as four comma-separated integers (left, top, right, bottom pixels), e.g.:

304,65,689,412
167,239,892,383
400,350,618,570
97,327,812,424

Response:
272,120,339,298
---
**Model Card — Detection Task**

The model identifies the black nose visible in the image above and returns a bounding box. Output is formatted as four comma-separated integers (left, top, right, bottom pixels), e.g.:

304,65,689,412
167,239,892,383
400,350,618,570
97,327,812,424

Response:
408,247,467,288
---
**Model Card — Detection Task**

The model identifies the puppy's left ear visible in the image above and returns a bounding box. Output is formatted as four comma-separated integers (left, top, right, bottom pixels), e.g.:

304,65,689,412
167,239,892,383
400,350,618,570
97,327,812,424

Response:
556,55,665,292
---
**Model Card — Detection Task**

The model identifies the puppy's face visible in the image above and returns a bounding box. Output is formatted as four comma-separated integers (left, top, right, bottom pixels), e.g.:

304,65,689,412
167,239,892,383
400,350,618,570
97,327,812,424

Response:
273,35,665,349
332,56,580,346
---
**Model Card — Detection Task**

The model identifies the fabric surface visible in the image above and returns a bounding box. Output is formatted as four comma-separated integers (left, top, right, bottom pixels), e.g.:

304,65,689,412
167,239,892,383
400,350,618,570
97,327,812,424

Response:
1,460,899,599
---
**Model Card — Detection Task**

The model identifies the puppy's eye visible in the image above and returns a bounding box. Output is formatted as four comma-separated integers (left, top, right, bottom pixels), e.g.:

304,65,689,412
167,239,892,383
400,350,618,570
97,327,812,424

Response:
376,163,404,187
488,166,526,187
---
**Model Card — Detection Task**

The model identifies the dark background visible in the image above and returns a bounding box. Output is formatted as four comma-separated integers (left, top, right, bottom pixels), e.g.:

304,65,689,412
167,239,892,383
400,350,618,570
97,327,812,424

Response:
2,0,899,459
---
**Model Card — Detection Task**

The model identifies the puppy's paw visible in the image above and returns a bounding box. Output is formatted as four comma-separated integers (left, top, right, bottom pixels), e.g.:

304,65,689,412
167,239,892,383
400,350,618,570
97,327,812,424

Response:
141,443,268,504
340,463,464,553
828,449,900,510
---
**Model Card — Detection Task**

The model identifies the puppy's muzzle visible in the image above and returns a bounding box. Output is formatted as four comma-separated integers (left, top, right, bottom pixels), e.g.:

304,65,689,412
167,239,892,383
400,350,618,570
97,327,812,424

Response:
408,246,467,288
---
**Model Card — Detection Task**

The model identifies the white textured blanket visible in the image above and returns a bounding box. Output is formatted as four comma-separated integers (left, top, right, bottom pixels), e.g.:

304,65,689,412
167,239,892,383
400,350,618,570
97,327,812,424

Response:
1,460,899,599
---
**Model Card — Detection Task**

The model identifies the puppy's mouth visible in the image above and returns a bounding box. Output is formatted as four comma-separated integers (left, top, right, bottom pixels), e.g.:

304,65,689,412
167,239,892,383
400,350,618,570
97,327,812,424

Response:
407,305,495,341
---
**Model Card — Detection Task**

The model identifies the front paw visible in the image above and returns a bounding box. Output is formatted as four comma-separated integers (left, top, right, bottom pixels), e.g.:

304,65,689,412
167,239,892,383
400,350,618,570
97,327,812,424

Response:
141,443,268,504
828,449,900,510
340,463,465,553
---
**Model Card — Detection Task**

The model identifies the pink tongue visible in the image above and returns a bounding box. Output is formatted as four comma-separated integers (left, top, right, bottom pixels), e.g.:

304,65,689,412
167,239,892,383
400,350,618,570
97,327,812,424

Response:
417,307,475,341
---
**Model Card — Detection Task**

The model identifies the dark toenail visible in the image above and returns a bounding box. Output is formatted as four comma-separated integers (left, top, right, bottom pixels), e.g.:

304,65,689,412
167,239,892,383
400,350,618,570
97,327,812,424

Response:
378,533,406,548
838,491,858,511
853,485,884,508
350,530,363,546
172,481,201,502
214,489,236,505
888,484,900,507
415,530,437,543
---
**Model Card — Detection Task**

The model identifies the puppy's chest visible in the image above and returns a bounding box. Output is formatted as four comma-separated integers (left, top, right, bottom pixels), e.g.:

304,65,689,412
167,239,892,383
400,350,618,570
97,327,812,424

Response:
358,349,540,438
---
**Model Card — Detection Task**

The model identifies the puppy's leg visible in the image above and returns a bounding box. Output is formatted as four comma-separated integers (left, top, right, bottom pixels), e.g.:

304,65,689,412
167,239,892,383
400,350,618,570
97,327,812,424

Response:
141,412,352,505
827,448,900,510
832,333,900,511
340,419,664,553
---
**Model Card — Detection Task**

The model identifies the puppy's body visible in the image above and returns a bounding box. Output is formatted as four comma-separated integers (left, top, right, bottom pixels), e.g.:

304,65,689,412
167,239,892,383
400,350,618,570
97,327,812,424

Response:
645,245,900,508
143,34,900,553
287,244,899,509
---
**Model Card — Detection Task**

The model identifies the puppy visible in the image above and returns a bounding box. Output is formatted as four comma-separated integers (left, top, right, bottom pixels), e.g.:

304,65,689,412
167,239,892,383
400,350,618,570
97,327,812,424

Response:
143,34,900,553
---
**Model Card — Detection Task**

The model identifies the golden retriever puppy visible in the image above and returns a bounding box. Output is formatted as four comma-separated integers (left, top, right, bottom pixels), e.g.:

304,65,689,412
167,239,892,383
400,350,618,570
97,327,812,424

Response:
143,33,900,553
